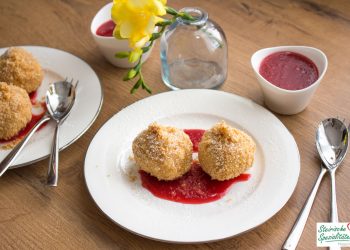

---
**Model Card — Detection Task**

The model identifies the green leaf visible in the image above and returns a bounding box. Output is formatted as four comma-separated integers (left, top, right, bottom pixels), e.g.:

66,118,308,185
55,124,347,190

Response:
150,32,161,41
142,46,151,53
166,7,178,16
134,61,142,71
142,81,152,94
179,12,196,21
130,78,143,94
156,20,172,26
115,51,130,58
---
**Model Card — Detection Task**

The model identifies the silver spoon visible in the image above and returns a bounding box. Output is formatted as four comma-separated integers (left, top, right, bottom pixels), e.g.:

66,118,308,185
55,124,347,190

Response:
316,118,348,250
0,79,77,179
282,118,348,250
47,79,77,186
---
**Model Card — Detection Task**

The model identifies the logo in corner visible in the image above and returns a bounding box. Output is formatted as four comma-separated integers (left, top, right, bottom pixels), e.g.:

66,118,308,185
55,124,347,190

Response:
317,223,350,247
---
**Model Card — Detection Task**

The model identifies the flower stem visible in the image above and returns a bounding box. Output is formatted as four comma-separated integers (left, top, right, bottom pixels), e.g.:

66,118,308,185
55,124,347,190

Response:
121,7,195,94
165,6,196,21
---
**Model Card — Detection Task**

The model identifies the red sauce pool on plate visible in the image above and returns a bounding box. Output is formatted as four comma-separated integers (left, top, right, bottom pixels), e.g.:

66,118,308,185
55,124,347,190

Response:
139,129,251,204
184,129,205,152
29,90,38,105
259,51,319,90
96,20,116,37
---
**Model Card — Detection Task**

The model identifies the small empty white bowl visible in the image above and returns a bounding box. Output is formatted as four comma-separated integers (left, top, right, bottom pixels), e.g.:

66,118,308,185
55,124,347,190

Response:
251,46,328,115
90,2,154,68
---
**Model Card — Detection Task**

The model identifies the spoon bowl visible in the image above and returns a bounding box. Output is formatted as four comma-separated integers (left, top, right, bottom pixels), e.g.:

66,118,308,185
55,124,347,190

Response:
316,118,349,169
46,80,77,121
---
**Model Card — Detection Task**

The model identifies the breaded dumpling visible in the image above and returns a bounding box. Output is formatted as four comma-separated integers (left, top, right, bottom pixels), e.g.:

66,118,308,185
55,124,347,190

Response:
0,47,43,93
198,121,256,181
132,123,193,181
0,82,32,140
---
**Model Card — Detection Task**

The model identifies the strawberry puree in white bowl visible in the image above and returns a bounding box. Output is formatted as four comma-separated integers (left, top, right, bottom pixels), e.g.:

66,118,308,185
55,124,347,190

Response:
251,46,328,115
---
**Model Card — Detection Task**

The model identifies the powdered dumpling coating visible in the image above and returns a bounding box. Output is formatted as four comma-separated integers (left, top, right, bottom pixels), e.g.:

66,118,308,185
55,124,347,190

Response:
0,47,43,93
198,121,256,181
132,123,193,181
0,82,32,140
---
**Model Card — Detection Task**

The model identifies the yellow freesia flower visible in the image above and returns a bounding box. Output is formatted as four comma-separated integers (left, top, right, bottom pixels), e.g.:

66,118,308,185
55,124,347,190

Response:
112,0,167,52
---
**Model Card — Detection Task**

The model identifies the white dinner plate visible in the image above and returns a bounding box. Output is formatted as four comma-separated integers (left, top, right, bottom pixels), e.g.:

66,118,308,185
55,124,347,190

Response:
0,46,103,167
84,90,299,243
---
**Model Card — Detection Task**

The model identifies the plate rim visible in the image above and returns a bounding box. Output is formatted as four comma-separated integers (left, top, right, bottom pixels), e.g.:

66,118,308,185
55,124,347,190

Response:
84,89,300,243
0,45,104,168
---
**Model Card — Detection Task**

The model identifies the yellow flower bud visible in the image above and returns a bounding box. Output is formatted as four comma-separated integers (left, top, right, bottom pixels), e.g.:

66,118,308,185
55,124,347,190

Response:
129,48,143,63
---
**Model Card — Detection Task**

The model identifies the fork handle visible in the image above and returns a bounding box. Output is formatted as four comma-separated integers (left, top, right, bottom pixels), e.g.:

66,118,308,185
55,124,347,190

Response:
47,122,60,186
282,167,327,250
0,114,51,177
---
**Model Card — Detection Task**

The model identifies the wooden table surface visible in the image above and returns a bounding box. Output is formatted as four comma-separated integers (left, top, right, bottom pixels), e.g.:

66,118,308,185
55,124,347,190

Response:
1,0,350,249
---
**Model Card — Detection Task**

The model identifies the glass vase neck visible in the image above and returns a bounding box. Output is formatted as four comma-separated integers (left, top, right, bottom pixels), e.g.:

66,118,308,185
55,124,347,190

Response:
178,7,208,26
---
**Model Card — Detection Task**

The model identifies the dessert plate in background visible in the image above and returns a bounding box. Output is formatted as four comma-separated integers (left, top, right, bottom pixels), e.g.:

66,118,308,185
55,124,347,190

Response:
0,46,103,167
84,90,299,243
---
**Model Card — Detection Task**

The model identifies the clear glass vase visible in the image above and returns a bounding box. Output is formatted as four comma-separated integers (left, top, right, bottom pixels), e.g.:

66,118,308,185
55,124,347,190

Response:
160,7,228,90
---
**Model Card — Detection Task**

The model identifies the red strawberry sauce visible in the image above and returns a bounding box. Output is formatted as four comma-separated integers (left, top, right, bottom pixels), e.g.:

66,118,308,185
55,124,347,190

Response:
139,129,251,204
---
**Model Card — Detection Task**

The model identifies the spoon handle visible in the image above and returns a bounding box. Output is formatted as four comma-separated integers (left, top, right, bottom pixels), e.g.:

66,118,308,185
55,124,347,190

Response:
329,169,340,250
0,114,51,177
282,167,327,250
47,122,59,186
329,169,338,222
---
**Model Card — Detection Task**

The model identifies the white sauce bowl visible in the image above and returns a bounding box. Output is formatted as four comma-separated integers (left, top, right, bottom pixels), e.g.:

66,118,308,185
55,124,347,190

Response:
251,46,328,115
